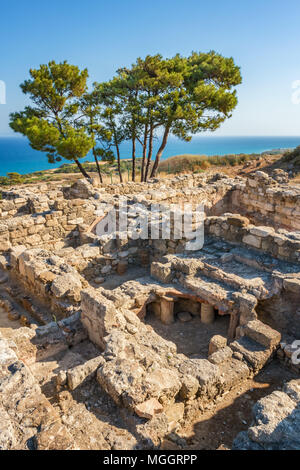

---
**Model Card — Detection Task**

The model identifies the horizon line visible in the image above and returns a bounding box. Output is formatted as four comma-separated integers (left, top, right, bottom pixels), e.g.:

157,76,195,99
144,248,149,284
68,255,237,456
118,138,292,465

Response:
0,134,300,139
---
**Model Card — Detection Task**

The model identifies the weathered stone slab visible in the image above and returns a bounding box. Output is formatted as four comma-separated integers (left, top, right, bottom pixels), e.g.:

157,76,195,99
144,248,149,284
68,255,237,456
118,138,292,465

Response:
230,336,273,372
243,320,281,349
81,288,117,350
151,262,173,283
67,355,105,390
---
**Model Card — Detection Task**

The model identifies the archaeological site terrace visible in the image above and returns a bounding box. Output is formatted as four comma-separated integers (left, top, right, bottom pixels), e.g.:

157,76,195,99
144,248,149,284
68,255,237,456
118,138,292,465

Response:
0,170,300,450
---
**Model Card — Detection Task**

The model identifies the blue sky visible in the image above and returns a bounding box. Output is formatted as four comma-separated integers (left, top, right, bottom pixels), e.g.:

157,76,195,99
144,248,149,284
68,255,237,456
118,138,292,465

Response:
0,0,300,136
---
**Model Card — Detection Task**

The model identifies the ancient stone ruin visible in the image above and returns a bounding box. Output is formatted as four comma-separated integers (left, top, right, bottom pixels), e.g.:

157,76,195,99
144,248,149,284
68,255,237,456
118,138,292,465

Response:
0,170,299,450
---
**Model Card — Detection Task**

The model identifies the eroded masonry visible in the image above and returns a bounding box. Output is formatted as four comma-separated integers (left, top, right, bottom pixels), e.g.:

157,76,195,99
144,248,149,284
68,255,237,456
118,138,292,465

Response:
0,170,300,450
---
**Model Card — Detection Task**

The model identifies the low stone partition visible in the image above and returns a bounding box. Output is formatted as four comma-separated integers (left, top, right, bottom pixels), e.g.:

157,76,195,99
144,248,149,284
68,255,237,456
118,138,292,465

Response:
0,198,97,252
8,247,86,318
0,184,65,221
67,173,235,198
231,171,300,231
205,213,300,263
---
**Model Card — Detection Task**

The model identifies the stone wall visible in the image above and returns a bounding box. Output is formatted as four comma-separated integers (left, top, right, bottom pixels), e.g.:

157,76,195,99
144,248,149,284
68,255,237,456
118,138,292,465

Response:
205,213,300,263
67,174,235,216
9,247,86,318
0,198,97,251
231,171,300,231
0,183,65,220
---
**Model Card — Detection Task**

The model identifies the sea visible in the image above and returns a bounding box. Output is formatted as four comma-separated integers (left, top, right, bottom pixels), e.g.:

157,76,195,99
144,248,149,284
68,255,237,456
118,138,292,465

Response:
0,135,299,177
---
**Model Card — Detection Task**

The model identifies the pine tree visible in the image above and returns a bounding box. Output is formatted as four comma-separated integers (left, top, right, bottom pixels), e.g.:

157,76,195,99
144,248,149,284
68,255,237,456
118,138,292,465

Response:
9,61,94,181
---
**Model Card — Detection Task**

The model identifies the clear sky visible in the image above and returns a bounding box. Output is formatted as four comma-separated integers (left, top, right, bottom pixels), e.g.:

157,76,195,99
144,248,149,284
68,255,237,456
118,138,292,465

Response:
1,0,300,137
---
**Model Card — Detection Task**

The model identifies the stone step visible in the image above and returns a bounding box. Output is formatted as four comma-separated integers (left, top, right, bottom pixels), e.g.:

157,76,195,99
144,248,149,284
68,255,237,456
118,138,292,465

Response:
230,336,273,373
198,259,271,299
243,320,281,349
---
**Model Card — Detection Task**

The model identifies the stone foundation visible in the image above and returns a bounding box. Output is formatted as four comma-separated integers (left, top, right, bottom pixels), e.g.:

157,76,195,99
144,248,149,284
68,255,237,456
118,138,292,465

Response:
0,170,300,449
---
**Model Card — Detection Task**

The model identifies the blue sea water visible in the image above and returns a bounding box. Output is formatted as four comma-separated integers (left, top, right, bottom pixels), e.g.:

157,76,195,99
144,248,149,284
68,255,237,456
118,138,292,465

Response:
0,135,299,177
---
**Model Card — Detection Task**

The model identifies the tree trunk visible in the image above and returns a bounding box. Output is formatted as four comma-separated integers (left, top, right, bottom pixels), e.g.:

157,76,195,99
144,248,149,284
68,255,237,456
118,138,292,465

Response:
141,104,150,182
140,126,148,182
132,136,136,182
92,148,103,184
74,159,91,181
115,141,123,183
150,127,170,178
111,117,123,183
144,124,154,182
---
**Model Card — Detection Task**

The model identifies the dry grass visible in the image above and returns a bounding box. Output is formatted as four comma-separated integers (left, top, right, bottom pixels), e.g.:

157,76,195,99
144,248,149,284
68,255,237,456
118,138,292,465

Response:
157,153,260,174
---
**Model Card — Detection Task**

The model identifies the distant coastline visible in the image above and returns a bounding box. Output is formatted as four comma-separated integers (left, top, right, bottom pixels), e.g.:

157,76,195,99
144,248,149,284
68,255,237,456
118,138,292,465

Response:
0,135,299,177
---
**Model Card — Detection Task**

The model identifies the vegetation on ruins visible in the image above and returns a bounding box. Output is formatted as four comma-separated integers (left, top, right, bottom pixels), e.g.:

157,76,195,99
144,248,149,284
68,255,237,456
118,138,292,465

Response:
9,53,242,183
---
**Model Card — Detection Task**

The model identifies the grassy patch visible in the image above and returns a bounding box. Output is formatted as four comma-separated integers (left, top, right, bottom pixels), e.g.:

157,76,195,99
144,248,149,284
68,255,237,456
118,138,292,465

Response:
158,153,260,174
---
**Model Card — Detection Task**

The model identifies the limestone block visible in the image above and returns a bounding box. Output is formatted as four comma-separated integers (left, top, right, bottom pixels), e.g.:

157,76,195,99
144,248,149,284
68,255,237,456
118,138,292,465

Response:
164,402,184,431
151,262,173,283
81,245,100,259
244,320,281,349
283,278,300,295
218,358,250,392
51,273,82,299
242,234,261,249
179,374,199,400
227,215,249,227
144,368,181,404
230,336,273,372
249,226,275,238
209,346,233,365
67,356,105,390
248,391,298,447
208,335,227,355
97,358,147,407
81,288,117,350
0,407,16,450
